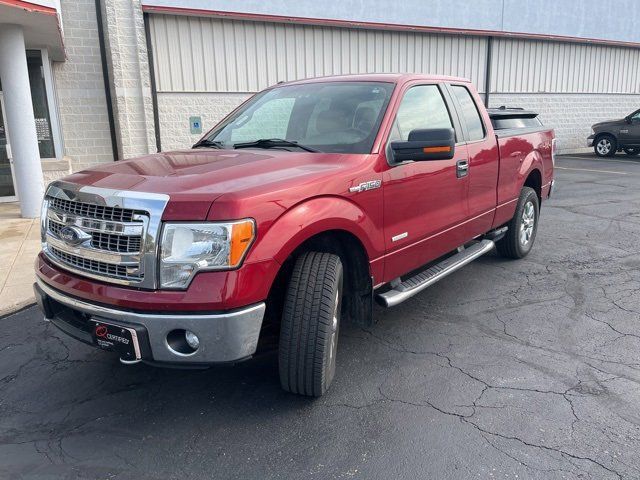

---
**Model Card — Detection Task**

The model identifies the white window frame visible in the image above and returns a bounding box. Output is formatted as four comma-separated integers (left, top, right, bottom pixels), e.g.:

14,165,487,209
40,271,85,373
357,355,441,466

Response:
0,92,19,202
40,48,63,160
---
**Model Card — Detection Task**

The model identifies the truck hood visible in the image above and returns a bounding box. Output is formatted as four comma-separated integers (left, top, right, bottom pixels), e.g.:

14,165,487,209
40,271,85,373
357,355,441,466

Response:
61,148,368,219
592,119,625,129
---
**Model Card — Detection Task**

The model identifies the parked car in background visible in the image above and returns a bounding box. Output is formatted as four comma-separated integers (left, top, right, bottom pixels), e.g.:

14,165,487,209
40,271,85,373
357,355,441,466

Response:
34,74,555,397
588,108,640,157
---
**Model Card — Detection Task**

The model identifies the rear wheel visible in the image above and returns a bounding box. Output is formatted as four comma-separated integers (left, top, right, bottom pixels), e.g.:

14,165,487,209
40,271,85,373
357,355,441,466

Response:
623,147,640,156
496,187,539,259
594,135,616,157
279,251,343,397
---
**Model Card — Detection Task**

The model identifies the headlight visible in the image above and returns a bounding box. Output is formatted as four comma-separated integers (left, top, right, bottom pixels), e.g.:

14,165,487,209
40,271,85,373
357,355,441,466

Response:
160,219,255,289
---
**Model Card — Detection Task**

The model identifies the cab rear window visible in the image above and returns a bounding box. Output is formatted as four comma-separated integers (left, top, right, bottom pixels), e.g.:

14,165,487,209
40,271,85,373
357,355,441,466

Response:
491,117,543,130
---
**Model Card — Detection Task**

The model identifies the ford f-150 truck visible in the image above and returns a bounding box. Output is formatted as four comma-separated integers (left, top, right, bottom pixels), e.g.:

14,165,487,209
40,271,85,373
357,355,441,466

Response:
34,74,555,397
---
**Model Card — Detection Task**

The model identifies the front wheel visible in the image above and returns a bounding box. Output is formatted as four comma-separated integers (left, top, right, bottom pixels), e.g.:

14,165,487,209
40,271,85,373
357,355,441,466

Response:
279,251,343,397
594,135,616,157
623,147,640,156
496,187,539,259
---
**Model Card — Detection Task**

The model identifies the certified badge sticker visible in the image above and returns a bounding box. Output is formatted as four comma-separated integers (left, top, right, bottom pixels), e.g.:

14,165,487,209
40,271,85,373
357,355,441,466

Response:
91,321,138,359
95,325,108,338
94,323,131,349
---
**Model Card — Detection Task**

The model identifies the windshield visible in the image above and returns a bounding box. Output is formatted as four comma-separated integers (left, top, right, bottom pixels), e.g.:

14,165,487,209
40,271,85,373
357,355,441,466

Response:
202,81,395,154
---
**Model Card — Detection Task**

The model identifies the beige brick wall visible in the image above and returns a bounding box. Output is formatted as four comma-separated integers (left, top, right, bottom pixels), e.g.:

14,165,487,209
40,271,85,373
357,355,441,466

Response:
53,0,114,172
489,93,640,154
157,92,250,151
41,159,72,184
100,0,156,159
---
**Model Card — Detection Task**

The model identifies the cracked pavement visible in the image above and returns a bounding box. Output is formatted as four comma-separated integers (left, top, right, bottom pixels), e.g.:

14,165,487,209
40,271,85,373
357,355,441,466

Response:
2,154,640,479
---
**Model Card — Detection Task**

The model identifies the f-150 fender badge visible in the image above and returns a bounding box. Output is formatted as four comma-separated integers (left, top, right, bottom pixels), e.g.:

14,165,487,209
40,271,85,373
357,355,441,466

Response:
349,180,382,193
391,232,408,242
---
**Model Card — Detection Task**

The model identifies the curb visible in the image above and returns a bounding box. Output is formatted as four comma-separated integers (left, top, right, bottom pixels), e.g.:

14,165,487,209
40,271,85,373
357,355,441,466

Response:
0,299,37,319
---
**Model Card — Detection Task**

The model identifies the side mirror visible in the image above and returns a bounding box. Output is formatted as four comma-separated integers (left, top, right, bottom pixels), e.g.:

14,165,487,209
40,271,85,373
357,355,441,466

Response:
390,128,455,162
625,116,632,124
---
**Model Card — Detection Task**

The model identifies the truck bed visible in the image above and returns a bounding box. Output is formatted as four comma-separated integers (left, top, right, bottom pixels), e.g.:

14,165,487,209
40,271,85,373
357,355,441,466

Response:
494,125,555,228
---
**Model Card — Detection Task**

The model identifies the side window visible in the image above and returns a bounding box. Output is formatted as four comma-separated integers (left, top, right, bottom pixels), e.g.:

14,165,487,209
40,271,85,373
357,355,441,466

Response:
451,85,485,141
389,85,453,142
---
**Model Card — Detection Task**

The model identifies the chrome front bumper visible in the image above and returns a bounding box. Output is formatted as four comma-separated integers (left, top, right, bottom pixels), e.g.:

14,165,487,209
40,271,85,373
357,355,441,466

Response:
35,278,266,364
587,135,595,147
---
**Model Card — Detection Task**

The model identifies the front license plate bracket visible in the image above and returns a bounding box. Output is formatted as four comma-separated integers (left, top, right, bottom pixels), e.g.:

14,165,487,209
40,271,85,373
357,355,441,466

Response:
90,319,142,361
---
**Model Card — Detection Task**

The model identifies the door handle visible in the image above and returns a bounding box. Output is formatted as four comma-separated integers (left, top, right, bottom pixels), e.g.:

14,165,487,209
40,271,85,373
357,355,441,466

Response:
456,159,469,178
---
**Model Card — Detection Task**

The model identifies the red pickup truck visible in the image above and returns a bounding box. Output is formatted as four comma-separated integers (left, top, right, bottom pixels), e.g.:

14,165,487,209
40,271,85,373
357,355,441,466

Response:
34,74,555,396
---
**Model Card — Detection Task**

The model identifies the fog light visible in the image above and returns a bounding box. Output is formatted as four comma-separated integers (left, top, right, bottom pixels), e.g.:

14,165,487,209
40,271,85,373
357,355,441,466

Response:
167,329,200,355
185,330,200,350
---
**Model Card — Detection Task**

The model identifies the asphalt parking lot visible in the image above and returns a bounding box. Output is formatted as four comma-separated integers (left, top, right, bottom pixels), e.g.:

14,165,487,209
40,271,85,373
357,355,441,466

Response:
2,154,640,479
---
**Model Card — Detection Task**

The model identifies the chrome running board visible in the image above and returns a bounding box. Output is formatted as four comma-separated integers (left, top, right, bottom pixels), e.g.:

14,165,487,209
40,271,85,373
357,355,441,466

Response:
375,239,495,307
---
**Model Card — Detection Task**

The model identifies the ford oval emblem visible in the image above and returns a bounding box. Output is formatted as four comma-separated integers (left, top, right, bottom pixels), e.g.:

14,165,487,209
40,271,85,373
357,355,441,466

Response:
59,226,92,246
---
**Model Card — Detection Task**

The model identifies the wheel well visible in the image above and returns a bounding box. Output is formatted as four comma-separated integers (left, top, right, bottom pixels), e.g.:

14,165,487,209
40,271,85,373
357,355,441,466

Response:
595,132,616,140
594,132,617,145
524,169,542,205
263,230,373,334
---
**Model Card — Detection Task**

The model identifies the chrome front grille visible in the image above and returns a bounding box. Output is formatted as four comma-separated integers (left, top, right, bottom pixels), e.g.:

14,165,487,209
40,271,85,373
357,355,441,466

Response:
92,231,142,253
49,246,137,279
49,197,145,223
42,182,170,289
48,218,142,253
45,202,146,282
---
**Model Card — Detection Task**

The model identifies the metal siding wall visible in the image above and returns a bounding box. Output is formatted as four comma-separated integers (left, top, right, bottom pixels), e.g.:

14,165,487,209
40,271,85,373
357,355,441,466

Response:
149,14,488,93
491,38,640,94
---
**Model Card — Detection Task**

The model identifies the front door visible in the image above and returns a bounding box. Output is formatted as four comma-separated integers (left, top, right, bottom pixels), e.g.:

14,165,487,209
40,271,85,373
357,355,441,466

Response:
382,83,469,281
620,109,640,147
0,93,18,202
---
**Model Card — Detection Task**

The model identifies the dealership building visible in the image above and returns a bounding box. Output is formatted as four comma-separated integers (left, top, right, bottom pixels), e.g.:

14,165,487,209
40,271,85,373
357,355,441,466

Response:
1,0,639,217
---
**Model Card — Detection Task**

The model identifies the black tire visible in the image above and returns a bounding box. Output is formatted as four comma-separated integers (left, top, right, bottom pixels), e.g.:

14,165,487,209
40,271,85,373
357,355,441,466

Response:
594,134,617,157
279,251,343,397
623,147,640,156
496,187,539,259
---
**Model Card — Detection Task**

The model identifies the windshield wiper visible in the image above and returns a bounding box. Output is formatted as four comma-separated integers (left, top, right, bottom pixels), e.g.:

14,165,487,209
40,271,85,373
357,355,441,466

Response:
192,139,225,149
232,138,319,153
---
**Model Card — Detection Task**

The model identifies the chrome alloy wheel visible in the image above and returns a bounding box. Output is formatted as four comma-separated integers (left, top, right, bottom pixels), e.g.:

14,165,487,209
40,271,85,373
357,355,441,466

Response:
596,138,612,156
329,289,339,365
519,200,535,246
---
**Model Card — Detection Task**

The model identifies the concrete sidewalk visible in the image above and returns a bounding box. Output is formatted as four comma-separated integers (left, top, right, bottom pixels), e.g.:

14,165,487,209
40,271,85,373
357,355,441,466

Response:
0,203,40,316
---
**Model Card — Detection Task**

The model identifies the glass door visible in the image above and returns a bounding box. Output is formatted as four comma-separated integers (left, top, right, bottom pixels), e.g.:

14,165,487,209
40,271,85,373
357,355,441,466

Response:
0,93,18,202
